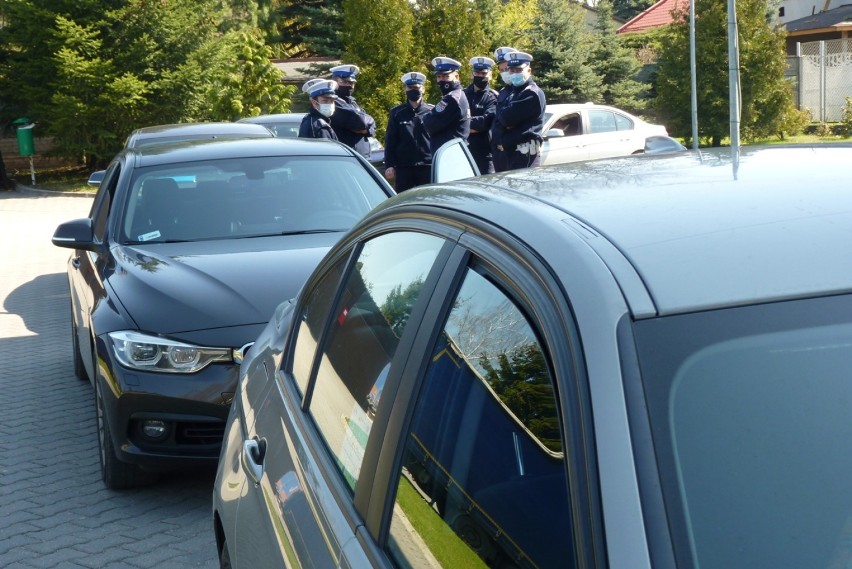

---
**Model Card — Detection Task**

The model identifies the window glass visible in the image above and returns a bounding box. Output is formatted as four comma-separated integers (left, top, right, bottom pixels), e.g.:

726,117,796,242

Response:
389,268,573,569
291,257,348,395
92,161,120,242
309,232,446,492
121,156,387,243
588,110,617,133
614,113,633,131
635,295,852,569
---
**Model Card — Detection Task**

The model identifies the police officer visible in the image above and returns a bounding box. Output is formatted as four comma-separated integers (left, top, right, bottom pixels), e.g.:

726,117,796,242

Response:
421,57,470,156
384,72,434,192
464,56,499,174
329,64,377,159
491,51,546,172
298,79,339,140
491,46,518,171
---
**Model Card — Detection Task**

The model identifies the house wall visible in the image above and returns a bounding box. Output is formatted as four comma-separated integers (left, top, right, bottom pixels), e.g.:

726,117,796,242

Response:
776,0,843,25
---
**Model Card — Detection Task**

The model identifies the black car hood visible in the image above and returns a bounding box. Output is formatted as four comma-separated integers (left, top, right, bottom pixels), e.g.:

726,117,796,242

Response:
108,235,338,336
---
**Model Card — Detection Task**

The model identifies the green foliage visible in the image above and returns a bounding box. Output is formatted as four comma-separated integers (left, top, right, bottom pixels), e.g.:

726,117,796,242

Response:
655,0,795,146
342,0,415,140
841,97,852,137
484,0,539,53
528,0,603,103
589,0,647,111
612,0,657,21
271,0,344,57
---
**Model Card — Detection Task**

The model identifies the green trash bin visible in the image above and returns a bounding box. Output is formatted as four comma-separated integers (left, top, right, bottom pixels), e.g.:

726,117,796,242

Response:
12,118,35,156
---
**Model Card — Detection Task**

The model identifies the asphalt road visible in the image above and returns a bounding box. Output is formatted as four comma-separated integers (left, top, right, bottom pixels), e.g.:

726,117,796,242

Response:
0,187,218,568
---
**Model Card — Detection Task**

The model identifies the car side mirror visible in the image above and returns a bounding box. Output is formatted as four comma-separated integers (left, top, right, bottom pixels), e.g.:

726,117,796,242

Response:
52,218,98,251
432,138,480,184
87,170,105,187
546,128,565,139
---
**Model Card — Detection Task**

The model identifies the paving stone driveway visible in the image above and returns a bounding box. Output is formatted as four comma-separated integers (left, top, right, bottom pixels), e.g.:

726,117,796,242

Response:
0,188,218,569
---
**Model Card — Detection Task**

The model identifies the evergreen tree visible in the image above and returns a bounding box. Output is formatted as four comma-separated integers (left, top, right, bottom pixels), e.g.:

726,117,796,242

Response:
589,0,648,111
528,0,603,103
272,0,344,57
612,0,657,22
655,0,796,145
342,0,415,140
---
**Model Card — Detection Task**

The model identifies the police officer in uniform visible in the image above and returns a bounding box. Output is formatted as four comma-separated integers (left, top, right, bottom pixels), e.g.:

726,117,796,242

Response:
464,56,499,174
421,57,470,156
490,46,518,172
491,51,546,172
329,64,377,159
384,72,434,192
298,79,339,140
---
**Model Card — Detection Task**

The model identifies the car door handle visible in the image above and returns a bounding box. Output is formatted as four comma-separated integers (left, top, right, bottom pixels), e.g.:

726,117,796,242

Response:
242,438,266,486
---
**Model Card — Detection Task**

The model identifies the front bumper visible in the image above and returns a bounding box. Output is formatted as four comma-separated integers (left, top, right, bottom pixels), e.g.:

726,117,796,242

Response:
95,335,239,470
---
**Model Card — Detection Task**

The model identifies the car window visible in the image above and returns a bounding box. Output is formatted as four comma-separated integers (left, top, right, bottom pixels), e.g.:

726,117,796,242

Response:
92,161,121,243
387,267,573,569
614,113,633,131
307,232,447,492
432,138,480,183
266,122,301,138
121,155,387,243
553,113,582,136
635,295,852,569
587,110,617,134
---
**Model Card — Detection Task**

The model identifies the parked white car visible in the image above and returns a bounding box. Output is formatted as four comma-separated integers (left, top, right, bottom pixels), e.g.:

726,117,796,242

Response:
541,103,668,165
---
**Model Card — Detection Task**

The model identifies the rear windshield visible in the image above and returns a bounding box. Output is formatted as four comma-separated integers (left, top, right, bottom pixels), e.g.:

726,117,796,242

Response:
120,155,388,243
634,294,852,569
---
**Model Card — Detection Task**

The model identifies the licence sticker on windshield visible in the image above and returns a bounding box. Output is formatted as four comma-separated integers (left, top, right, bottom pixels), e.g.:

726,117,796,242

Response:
138,230,161,242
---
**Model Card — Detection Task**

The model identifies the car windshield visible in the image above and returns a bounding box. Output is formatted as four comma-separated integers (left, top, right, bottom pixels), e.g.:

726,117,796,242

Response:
634,294,852,569
121,155,387,243
261,122,300,138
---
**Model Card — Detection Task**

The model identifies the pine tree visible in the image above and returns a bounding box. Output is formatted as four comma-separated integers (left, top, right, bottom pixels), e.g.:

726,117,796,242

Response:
590,0,648,111
271,0,344,57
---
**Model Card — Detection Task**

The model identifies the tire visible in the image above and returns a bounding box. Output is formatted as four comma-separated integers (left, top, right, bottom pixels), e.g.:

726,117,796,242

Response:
95,379,158,489
70,303,87,381
219,540,233,569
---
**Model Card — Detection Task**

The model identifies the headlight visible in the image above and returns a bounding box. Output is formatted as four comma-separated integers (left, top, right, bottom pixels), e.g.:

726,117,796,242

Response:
108,331,232,373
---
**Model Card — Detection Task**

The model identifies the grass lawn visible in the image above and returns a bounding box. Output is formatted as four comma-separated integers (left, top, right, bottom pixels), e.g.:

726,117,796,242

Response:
10,164,95,193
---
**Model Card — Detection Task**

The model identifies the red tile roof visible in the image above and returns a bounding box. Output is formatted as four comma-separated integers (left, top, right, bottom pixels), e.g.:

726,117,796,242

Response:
617,0,689,34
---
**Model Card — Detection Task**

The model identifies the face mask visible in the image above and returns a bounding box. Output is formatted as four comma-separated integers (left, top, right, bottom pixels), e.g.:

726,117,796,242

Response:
500,71,511,85
318,103,335,117
473,76,490,89
406,89,422,102
509,73,527,88
337,85,353,98
438,81,456,95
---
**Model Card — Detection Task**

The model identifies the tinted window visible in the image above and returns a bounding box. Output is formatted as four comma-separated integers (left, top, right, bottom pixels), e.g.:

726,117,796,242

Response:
121,156,387,243
308,232,446,491
388,268,572,568
635,295,852,569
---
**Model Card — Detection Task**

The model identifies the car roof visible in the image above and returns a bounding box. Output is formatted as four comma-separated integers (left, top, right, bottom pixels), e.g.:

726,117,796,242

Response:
125,137,359,167
383,144,852,316
237,113,306,124
125,122,273,147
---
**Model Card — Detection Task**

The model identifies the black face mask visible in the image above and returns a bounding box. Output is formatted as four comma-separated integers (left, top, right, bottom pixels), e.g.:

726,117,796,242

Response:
473,76,490,89
438,80,457,95
337,85,353,98
406,89,421,102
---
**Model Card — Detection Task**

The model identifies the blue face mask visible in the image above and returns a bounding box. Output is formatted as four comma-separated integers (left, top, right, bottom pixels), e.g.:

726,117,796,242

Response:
509,73,527,88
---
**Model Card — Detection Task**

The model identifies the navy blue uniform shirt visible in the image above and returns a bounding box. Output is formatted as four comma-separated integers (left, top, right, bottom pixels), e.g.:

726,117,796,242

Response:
491,79,546,151
464,84,498,171
298,108,338,140
330,95,376,158
384,100,434,168
421,84,470,155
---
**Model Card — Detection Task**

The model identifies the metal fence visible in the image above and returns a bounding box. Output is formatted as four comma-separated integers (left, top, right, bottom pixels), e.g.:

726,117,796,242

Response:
787,38,852,122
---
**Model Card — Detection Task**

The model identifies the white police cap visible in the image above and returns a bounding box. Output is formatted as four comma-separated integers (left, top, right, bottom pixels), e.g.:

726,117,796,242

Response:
401,72,427,86
493,46,518,63
505,51,533,68
302,79,338,98
431,57,461,74
330,64,360,81
470,56,496,71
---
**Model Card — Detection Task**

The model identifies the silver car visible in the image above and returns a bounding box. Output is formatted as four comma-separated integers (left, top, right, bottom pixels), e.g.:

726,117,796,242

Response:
214,143,852,568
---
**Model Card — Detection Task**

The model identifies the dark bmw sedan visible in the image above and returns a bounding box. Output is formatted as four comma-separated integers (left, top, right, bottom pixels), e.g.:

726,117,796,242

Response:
52,137,394,489
214,144,852,568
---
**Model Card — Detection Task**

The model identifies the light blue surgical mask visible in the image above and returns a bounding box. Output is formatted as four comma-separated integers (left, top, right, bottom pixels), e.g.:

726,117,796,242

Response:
500,71,512,85
318,103,335,117
509,73,527,88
